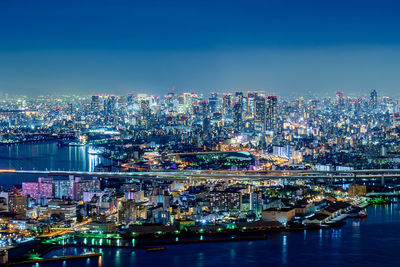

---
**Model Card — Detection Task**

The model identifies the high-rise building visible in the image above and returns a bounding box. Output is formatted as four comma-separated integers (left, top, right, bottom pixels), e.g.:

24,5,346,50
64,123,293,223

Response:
140,99,151,117
66,102,73,116
9,193,27,214
22,178,55,200
336,91,344,109
91,95,100,113
222,94,232,117
266,96,277,131
104,95,116,121
370,89,378,110
254,96,266,123
199,100,209,117
118,199,138,224
209,95,218,114
233,102,243,133
73,178,101,201
235,91,244,104
49,178,74,199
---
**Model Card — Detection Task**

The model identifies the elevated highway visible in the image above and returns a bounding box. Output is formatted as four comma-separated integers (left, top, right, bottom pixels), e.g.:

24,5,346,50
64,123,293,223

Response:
1,169,400,184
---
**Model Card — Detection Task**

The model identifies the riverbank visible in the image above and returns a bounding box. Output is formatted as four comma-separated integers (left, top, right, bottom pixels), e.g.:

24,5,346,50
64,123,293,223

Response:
6,252,102,266
34,203,400,267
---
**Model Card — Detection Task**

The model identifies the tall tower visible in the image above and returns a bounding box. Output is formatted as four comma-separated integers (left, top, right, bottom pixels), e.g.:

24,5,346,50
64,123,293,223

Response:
266,96,277,131
370,89,378,110
91,95,100,114
336,91,344,109
254,96,266,124
223,94,231,117
233,102,242,133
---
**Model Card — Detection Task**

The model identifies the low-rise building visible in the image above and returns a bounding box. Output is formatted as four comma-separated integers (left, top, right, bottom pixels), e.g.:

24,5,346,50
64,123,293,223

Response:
262,207,295,226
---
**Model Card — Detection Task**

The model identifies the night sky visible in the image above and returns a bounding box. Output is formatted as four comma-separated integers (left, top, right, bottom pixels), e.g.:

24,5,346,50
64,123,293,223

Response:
1,0,400,96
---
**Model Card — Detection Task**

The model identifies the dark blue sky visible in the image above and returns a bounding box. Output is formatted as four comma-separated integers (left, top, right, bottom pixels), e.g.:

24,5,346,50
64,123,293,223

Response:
1,0,400,96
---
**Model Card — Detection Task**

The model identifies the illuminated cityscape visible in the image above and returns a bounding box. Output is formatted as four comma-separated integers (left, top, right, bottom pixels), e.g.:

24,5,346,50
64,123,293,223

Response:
2,0,400,266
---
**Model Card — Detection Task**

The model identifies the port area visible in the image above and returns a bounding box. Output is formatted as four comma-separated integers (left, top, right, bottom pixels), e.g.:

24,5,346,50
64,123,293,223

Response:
4,199,373,265
5,252,102,266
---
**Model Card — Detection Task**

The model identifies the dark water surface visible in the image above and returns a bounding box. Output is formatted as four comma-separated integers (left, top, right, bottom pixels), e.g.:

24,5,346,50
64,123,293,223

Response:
17,203,400,267
0,142,109,186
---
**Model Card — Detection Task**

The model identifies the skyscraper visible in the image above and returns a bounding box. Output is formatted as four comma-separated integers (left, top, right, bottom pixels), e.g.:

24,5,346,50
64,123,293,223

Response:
336,91,344,109
223,94,231,117
370,89,378,110
254,96,266,123
233,102,242,133
91,95,100,114
266,96,277,131
209,93,218,114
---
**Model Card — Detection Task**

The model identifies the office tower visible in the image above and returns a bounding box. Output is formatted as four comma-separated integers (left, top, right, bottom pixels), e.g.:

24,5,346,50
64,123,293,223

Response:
104,95,116,122
266,96,277,131
295,97,305,116
233,102,243,133
247,91,259,116
370,89,378,110
354,98,362,115
127,94,134,105
66,102,73,116
183,93,194,114
209,93,218,114
91,95,100,113
235,91,244,104
140,99,151,117
336,91,344,109
166,92,175,112
203,117,211,136
223,94,231,116
199,100,209,117
254,96,266,123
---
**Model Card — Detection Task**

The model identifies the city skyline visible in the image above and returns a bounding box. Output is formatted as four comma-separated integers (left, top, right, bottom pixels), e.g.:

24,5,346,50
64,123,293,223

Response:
1,1,400,266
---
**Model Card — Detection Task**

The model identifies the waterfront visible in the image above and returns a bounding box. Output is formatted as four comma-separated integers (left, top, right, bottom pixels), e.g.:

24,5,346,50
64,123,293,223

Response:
17,202,400,267
0,142,110,187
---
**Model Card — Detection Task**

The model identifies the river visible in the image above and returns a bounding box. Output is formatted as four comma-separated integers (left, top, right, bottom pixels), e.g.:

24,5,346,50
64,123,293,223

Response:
0,142,110,187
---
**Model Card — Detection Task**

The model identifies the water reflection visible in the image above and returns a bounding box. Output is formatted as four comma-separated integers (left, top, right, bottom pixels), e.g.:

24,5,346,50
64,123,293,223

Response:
0,142,110,185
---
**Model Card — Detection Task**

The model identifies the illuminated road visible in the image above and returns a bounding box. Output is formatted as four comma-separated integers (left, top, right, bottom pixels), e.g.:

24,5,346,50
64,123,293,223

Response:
1,168,400,182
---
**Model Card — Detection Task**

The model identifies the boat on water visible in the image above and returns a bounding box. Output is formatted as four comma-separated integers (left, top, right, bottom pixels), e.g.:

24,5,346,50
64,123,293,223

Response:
359,210,367,218
62,141,85,146
146,247,168,252
88,147,105,155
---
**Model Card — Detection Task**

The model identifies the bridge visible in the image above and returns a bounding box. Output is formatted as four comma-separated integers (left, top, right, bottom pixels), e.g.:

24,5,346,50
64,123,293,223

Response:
1,169,400,185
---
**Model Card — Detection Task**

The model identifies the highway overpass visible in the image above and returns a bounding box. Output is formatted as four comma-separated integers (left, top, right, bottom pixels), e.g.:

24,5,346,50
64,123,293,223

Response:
1,169,400,184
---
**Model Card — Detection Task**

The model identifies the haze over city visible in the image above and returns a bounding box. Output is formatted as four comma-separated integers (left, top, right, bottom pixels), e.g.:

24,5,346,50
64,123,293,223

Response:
1,0,400,96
